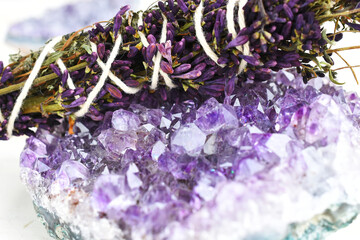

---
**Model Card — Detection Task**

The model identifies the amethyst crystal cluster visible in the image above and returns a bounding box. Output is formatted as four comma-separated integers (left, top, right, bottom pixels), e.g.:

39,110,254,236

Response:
21,70,360,240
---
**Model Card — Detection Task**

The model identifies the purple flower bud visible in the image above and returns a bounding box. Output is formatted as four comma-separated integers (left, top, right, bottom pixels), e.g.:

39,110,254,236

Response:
263,31,275,43
283,4,294,20
113,13,122,38
281,21,292,38
150,24,157,36
173,70,202,79
239,55,260,66
0,67,13,84
159,86,168,101
184,36,196,42
95,23,105,33
74,87,84,96
105,83,123,99
157,40,173,64
146,43,157,62
127,46,139,58
204,11,215,22
50,64,61,77
166,30,174,42
158,1,166,12
63,96,87,108
88,113,104,121
264,60,277,68
214,21,221,46
195,69,216,82
217,57,229,65
20,115,31,122
125,26,136,35
145,13,153,24
97,43,106,60
61,70,68,87
124,80,140,87
0,61,3,75
118,5,130,15
147,34,157,44
178,52,194,63
225,75,236,96
194,63,207,72
346,21,360,31
225,34,249,50
112,60,132,68
168,0,174,9
191,55,207,66
166,12,176,23
62,89,75,98
174,64,192,74
173,38,185,54
160,61,174,74
103,101,127,108
177,0,189,13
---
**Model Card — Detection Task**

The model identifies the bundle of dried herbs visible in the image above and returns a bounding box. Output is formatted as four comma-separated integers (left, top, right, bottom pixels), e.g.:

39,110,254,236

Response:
0,0,359,139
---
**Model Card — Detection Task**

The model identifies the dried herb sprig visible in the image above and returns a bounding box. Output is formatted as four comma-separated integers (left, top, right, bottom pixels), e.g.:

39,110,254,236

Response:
0,0,359,139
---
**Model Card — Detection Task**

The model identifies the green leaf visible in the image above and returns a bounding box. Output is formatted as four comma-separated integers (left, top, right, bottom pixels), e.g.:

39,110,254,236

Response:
43,51,64,65
329,70,345,85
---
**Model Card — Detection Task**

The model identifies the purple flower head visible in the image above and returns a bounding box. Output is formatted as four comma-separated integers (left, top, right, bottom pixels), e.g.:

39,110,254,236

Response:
61,70,69,87
50,64,61,77
105,83,123,99
160,61,174,74
177,0,188,13
0,67,13,84
174,64,192,74
225,35,249,50
173,70,202,79
62,96,87,108
157,40,173,64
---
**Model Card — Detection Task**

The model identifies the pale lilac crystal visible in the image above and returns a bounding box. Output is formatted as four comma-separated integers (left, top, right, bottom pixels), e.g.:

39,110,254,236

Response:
98,128,137,155
112,109,141,131
171,123,207,156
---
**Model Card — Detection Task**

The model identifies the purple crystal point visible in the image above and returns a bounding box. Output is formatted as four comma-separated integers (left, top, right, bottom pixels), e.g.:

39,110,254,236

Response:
91,174,127,213
98,128,137,155
55,160,89,189
195,98,238,134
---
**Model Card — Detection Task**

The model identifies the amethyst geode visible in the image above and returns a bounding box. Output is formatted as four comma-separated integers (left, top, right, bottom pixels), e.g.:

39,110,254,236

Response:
20,70,360,240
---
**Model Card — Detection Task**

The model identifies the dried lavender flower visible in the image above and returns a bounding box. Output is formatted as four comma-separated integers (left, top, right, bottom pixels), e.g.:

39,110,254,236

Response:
0,0,359,139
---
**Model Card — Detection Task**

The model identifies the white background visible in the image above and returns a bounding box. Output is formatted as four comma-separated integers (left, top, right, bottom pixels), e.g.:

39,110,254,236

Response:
0,1,359,239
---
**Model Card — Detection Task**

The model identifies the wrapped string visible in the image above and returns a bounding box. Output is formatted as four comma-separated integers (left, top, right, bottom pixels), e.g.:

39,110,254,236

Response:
4,0,251,137
75,35,123,117
7,36,63,137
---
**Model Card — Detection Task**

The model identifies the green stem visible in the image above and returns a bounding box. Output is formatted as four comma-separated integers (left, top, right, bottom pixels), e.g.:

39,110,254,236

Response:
0,62,88,96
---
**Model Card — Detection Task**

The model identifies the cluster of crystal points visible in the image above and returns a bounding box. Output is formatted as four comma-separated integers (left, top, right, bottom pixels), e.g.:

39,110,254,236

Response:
20,70,360,240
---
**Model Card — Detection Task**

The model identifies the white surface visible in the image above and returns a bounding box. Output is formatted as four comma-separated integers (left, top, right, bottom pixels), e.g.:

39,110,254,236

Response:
0,1,359,239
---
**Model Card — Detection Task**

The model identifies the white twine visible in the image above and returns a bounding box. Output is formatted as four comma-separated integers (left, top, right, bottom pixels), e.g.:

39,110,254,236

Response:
90,42,141,94
6,36,63,137
50,49,76,90
0,110,4,123
194,0,226,68
137,12,176,90
75,35,123,118
237,0,251,74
